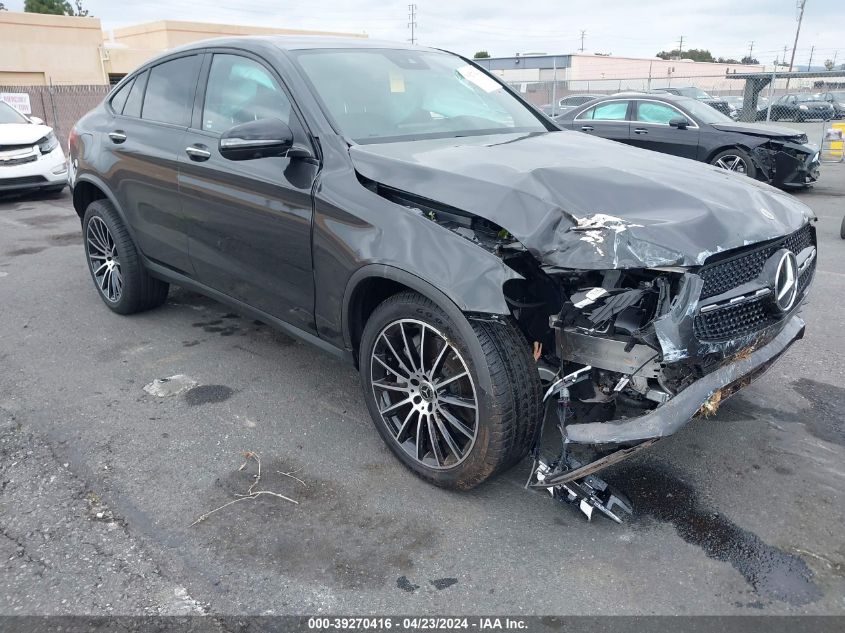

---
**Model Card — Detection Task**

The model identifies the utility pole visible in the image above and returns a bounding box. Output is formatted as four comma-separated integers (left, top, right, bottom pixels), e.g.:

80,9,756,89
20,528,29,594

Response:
747,41,754,60
579,30,586,53
407,4,417,45
807,45,814,70
676,35,684,60
786,0,807,89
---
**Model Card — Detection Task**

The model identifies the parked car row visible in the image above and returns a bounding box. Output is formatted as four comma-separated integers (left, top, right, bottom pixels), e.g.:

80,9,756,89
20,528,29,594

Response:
756,93,839,122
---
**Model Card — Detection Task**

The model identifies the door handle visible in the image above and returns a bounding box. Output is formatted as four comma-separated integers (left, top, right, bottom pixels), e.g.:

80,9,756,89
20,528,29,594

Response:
580,125,594,132
185,145,211,161
633,128,648,135
108,131,127,144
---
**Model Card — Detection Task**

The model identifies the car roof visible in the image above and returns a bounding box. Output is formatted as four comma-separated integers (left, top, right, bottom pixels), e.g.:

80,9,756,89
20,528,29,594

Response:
166,35,436,55
609,91,690,102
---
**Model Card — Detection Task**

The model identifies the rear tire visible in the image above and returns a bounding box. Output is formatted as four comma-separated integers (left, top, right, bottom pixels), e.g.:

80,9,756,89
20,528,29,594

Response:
359,291,541,490
840,215,845,240
82,199,169,314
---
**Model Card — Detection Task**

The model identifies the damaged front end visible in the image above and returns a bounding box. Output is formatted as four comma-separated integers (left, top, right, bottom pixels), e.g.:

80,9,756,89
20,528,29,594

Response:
751,134,821,188
506,223,817,522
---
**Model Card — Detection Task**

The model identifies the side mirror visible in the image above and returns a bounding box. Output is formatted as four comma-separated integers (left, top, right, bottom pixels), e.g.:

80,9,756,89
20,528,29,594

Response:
29,116,44,125
668,117,689,130
219,118,303,161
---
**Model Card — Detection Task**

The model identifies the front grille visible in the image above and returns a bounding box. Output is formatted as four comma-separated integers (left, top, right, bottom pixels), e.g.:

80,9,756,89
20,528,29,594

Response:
699,223,814,299
0,143,34,153
694,300,777,341
695,251,816,342
694,224,816,342
0,154,37,167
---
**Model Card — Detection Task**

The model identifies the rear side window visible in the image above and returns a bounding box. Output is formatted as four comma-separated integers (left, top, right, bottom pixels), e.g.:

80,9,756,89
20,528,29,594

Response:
110,78,134,114
577,101,629,121
142,56,201,126
122,70,148,118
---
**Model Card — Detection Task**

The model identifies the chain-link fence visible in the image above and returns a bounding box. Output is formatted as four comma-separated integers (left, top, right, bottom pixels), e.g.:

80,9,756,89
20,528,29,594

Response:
507,71,845,155
0,85,110,150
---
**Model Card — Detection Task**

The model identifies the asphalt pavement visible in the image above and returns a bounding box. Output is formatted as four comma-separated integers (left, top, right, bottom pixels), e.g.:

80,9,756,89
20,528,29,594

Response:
0,165,843,616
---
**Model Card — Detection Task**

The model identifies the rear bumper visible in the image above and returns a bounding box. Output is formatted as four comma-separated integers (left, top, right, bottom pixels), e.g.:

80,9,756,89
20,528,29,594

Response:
564,315,805,445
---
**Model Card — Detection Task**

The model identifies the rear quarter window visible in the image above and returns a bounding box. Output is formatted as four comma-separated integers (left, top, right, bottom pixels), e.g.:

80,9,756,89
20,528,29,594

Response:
122,70,148,118
109,78,134,114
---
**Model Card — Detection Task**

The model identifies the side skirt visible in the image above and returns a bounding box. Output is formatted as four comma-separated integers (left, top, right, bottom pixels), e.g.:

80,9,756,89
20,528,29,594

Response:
143,259,354,364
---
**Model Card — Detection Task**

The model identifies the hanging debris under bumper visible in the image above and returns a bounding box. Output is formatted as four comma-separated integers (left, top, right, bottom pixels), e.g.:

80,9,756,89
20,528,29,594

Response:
563,315,805,445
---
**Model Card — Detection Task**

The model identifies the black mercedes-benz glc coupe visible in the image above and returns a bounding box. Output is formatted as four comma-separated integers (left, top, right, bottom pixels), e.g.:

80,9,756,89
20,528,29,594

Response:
69,37,816,499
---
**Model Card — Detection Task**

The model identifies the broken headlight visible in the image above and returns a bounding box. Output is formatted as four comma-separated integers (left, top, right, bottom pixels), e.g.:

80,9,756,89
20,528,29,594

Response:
37,131,59,155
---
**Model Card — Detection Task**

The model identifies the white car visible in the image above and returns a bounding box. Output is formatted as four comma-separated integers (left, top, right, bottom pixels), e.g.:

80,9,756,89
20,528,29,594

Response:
0,101,67,195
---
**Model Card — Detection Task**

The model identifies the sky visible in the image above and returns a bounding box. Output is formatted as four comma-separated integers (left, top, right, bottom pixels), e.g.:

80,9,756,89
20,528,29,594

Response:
4,0,843,66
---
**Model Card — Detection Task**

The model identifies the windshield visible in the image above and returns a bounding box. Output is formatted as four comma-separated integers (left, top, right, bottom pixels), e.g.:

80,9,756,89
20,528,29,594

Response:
0,102,29,124
681,87,712,99
681,98,732,123
293,48,547,143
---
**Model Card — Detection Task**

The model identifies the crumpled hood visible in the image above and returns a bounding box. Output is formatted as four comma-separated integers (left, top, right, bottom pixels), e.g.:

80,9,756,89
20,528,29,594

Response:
0,123,52,146
350,131,814,269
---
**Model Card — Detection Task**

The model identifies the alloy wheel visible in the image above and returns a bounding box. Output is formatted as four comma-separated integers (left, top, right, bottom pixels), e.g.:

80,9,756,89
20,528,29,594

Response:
714,154,748,174
370,319,478,470
86,216,123,303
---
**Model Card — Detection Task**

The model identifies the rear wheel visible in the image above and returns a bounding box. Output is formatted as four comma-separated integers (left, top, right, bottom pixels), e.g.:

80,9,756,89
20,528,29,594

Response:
359,291,541,490
83,199,169,314
710,148,757,179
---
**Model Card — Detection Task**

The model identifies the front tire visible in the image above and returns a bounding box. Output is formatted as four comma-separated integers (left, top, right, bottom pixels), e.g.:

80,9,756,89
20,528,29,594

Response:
710,148,757,179
359,291,541,490
83,199,169,314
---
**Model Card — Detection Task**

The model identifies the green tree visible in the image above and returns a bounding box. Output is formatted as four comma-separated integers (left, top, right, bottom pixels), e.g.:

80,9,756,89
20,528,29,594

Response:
0,3,7,10
824,59,835,71
473,51,491,59
740,56,759,65
656,48,714,63
24,0,90,16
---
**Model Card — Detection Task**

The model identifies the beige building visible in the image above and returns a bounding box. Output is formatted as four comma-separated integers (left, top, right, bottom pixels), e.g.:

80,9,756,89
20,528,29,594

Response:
0,11,106,85
0,11,366,86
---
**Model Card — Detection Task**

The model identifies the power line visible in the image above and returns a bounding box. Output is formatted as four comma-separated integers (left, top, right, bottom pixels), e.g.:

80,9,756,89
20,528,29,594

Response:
579,30,586,52
676,35,684,60
807,44,814,70
786,0,807,89
407,4,417,45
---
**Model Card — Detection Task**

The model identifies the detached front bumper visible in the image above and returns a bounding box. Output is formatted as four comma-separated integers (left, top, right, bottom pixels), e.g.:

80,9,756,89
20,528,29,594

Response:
564,315,805,445
772,145,820,188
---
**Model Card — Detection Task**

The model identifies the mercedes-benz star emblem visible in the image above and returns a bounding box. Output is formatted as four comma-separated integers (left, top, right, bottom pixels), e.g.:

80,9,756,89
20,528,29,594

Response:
773,249,799,313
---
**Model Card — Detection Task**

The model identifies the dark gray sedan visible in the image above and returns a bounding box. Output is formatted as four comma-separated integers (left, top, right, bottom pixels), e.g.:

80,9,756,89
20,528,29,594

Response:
555,92,820,188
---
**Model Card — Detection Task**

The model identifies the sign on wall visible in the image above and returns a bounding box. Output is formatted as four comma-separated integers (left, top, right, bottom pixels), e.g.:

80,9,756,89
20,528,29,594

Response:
0,93,33,115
